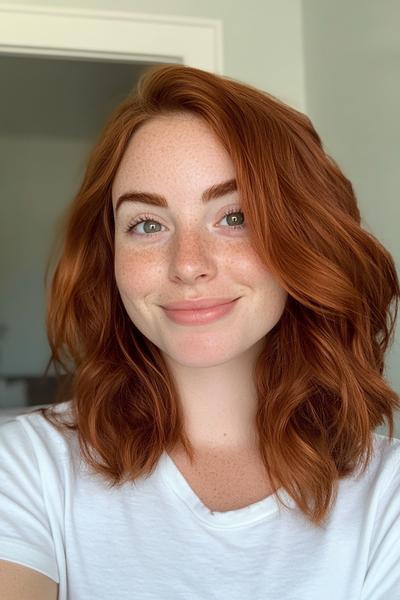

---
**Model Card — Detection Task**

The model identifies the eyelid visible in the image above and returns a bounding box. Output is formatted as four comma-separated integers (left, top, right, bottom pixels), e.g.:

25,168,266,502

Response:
125,203,243,225
124,204,244,235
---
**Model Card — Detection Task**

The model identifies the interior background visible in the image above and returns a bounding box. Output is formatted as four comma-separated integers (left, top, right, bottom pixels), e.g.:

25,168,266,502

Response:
0,0,398,437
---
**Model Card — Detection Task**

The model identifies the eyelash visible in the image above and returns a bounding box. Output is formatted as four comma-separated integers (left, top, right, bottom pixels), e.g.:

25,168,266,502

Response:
124,207,246,236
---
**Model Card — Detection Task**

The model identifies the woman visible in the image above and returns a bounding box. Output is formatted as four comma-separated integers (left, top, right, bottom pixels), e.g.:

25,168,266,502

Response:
0,64,399,600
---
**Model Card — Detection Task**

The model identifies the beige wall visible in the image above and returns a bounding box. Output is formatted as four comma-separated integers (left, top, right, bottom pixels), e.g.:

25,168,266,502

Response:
3,0,306,107
0,0,305,380
302,0,400,435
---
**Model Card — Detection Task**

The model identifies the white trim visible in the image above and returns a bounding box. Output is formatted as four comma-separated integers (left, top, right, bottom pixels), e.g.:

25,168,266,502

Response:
0,3,223,72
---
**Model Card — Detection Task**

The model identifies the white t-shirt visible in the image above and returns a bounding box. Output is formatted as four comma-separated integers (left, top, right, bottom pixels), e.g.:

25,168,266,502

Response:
0,400,399,600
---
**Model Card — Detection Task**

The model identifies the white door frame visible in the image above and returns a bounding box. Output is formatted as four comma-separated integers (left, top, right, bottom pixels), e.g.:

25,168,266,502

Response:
0,3,223,72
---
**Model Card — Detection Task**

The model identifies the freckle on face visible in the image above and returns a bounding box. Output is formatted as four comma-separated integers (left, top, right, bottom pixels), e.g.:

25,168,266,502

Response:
112,113,288,366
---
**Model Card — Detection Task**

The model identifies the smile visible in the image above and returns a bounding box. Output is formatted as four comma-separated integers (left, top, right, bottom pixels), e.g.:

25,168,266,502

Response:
161,298,239,326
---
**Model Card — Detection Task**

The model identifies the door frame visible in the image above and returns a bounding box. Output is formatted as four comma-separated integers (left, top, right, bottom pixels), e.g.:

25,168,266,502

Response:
0,3,223,72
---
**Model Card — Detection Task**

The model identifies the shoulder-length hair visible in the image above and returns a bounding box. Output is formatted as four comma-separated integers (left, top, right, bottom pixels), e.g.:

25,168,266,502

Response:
29,63,399,528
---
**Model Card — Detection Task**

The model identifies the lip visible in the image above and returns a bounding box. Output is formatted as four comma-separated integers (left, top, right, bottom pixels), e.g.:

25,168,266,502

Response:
161,297,239,310
162,297,240,326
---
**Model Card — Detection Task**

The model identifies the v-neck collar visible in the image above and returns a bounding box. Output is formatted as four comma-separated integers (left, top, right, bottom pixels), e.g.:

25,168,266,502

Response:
158,451,295,528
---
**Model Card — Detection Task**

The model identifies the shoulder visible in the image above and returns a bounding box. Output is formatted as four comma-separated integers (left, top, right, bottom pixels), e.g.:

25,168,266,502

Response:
0,400,79,476
354,431,400,497
370,431,400,473
360,432,400,597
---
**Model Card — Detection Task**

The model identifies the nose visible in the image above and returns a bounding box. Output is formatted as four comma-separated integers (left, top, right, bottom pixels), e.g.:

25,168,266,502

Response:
168,228,217,284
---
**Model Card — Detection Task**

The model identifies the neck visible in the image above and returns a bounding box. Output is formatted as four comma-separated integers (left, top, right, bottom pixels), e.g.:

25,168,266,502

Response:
163,337,266,453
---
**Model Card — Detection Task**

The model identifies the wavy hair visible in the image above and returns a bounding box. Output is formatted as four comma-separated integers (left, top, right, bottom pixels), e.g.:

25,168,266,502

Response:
29,63,400,528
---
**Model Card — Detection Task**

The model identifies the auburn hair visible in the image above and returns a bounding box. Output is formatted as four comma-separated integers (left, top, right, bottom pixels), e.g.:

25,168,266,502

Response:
28,63,400,528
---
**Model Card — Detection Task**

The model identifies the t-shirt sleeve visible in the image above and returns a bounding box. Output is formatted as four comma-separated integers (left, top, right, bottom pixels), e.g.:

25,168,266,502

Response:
0,417,59,582
361,461,400,599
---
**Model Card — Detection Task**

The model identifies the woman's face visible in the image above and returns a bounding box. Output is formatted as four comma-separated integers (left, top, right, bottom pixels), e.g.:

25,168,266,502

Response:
112,112,287,368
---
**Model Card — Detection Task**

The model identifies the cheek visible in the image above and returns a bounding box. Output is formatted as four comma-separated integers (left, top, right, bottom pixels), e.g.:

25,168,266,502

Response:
114,247,162,298
234,243,273,282
239,247,288,314
258,276,288,330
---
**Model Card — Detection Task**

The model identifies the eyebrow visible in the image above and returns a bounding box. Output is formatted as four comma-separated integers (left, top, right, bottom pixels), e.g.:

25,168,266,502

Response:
115,178,237,213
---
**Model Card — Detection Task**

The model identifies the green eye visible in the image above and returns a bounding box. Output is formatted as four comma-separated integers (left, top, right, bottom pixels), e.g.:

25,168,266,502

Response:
125,208,246,236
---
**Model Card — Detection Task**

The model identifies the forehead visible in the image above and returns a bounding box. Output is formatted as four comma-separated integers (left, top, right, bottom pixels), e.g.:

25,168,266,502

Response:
112,113,235,203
